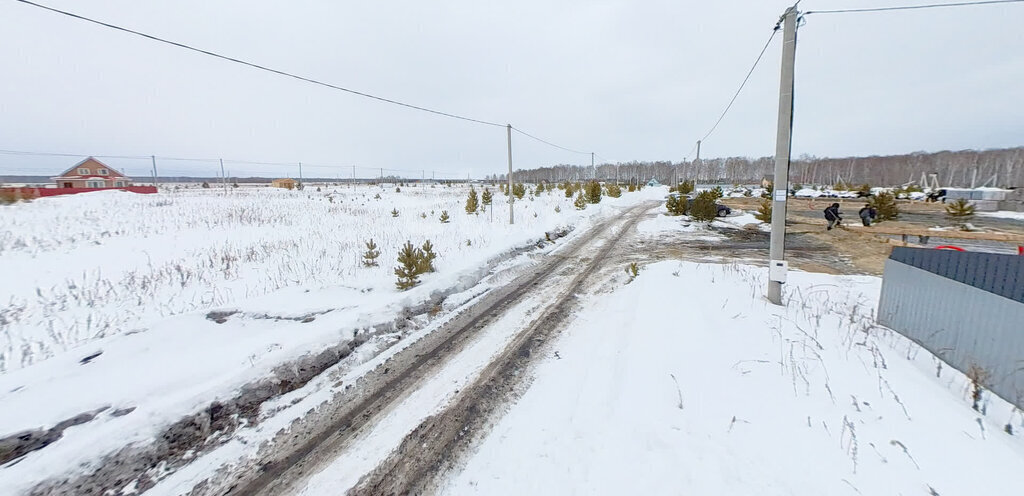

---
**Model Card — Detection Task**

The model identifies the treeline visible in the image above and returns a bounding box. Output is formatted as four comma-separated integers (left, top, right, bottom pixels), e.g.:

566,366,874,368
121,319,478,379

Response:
491,146,1024,188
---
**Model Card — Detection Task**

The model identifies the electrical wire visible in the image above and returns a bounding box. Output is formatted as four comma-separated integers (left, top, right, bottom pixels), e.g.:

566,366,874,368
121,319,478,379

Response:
510,127,591,156
805,0,1024,15
12,0,505,128
9,1,635,170
697,25,781,146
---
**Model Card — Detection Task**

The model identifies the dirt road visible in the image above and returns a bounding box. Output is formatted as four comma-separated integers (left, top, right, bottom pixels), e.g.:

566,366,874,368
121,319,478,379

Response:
202,201,659,496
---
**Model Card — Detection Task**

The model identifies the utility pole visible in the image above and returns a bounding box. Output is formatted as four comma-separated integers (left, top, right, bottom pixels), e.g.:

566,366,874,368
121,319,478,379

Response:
507,124,514,225
695,140,701,183
591,152,595,181
298,162,303,189
380,167,383,184
352,165,356,186
768,5,799,305
220,159,227,194
151,155,159,189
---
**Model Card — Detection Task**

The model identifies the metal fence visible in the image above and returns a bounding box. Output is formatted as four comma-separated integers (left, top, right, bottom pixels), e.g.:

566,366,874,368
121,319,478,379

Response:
878,247,1024,409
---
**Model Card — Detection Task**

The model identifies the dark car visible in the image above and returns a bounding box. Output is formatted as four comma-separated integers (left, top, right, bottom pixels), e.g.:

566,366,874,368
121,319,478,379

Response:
685,197,732,217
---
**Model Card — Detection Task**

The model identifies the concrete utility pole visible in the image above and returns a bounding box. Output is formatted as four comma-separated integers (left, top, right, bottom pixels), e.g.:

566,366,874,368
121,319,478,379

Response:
352,165,356,186
695,140,701,182
507,124,514,225
298,162,303,188
767,5,799,305
591,152,595,180
151,155,159,189
220,159,227,194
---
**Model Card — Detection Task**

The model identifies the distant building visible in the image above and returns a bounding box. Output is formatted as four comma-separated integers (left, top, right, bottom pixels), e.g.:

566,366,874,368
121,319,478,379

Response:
53,157,132,188
272,178,298,189
646,178,661,187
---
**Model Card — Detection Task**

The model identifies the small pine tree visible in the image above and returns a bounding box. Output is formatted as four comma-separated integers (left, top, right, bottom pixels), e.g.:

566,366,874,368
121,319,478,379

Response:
625,262,640,280
362,239,381,267
606,183,622,198
554,205,561,213
628,183,637,192
536,182,545,194
439,210,450,223
466,186,479,214
481,187,493,207
666,195,688,216
690,191,719,222
565,185,574,198
858,183,872,196
585,181,602,204
869,192,899,221
395,187,401,193
420,212,427,219
574,191,587,210
512,183,526,199
945,198,975,229
391,208,399,217
754,199,772,223
416,240,437,273
201,181,211,189
394,241,421,290
709,185,724,200
677,180,695,195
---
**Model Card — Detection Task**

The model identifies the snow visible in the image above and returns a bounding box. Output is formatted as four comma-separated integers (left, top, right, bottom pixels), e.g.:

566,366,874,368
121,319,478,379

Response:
795,188,861,199
980,210,1024,221
0,184,661,493
714,211,766,230
795,188,823,198
442,262,1024,495
0,185,646,372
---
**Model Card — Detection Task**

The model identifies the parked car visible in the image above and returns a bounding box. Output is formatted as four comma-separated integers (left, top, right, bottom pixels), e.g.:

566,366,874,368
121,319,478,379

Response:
685,197,732,217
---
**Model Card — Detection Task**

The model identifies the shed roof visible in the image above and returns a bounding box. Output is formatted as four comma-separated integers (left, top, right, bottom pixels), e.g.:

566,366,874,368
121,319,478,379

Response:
890,246,1024,303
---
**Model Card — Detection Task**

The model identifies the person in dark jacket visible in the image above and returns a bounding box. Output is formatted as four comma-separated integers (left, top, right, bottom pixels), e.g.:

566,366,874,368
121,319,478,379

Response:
824,203,842,230
858,204,877,226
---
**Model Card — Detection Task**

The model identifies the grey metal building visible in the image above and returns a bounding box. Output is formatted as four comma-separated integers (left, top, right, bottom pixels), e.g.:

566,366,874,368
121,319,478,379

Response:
877,247,1024,409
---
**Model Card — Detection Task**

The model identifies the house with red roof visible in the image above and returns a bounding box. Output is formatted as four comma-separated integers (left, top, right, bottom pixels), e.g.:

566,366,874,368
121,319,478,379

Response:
53,157,132,189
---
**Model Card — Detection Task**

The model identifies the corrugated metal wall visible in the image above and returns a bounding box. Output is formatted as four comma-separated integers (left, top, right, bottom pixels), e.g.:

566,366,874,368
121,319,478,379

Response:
878,248,1024,409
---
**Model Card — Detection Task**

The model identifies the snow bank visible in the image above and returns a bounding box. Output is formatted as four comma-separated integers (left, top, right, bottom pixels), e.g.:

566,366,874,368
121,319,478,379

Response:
443,262,1024,495
980,210,1024,221
714,211,766,230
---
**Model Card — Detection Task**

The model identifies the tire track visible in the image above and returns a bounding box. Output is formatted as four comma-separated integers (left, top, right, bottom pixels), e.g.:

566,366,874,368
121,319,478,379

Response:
222,202,656,496
350,202,652,495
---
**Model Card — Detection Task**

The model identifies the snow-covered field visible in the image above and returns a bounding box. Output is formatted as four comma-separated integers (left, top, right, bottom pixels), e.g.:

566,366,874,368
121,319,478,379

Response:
442,261,1024,495
0,184,635,372
0,183,661,493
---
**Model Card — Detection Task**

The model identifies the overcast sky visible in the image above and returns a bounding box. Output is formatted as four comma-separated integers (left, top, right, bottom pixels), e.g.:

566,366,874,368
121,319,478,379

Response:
1,0,1022,178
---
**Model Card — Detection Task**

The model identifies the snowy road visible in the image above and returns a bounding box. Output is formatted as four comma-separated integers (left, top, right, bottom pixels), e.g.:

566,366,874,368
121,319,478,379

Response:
201,201,659,495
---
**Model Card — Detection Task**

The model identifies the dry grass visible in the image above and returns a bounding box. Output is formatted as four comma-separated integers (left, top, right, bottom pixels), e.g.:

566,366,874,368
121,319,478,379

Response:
0,189,39,205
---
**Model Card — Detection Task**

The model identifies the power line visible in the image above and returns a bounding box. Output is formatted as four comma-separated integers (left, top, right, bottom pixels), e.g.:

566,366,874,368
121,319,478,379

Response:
805,0,1024,15
9,0,614,170
12,0,505,128
697,25,781,146
510,127,591,156
0,148,462,176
